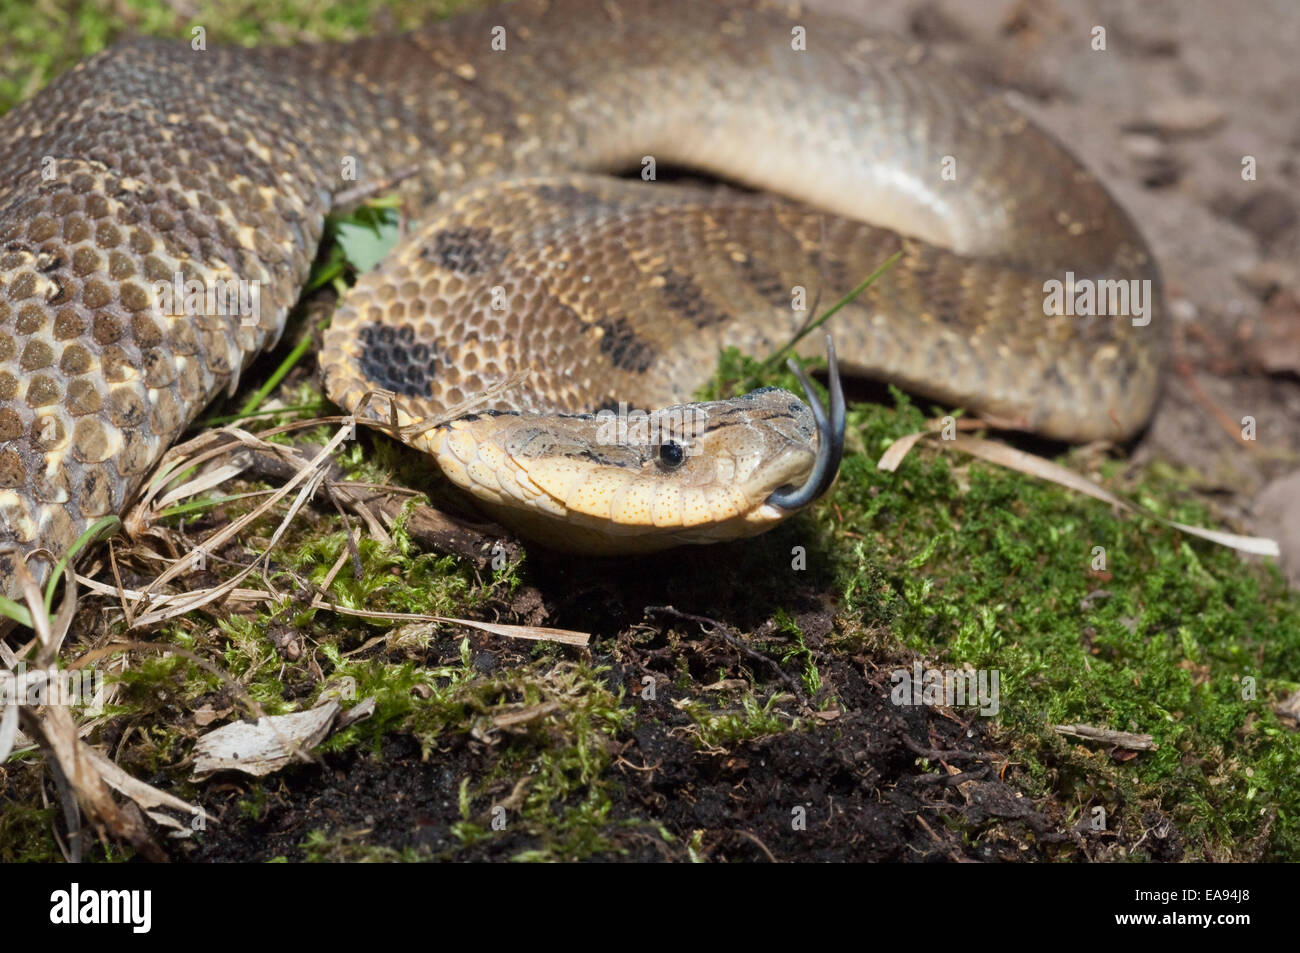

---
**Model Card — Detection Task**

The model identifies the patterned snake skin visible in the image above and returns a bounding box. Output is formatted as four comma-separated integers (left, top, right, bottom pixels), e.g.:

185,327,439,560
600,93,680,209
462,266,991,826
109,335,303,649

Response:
0,0,1162,596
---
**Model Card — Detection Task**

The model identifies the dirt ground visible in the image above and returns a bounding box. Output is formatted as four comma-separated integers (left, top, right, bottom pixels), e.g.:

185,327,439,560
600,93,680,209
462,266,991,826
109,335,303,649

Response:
818,0,1300,579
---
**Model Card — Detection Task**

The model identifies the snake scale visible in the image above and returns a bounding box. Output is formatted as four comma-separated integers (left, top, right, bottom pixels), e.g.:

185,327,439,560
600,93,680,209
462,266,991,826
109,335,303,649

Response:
0,0,1162,597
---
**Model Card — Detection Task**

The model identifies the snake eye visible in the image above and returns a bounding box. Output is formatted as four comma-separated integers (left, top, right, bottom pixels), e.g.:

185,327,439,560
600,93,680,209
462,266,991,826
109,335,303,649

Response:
656,440,685,470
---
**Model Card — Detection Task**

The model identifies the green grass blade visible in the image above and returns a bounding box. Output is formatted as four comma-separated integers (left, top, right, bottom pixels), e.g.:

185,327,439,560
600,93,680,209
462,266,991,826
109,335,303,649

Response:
755,249,902,381
43,516,121,617
238,326,319,418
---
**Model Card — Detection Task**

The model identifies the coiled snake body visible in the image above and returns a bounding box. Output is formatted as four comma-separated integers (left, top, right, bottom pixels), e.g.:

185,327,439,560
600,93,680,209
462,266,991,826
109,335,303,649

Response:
0,0,1161,594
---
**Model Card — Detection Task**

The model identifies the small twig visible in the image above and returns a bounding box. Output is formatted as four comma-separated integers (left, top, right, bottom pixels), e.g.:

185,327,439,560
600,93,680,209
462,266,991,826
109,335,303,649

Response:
1053,723,1158,750
334,485,516,570
330,164,420,211
914,766,989,786
645,605,810,709
902,735,994,763
732,828,780,863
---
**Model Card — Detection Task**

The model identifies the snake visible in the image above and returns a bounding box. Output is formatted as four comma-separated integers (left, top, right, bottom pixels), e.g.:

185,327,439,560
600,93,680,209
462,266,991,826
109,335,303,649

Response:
0,0,1162,597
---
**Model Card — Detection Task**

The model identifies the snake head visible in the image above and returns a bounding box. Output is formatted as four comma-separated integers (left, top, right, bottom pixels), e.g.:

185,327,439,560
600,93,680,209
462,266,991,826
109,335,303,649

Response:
424,335,845,553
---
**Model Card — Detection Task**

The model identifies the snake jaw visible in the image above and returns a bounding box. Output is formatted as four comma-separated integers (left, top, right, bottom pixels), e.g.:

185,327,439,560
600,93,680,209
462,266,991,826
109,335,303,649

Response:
765,333,846,512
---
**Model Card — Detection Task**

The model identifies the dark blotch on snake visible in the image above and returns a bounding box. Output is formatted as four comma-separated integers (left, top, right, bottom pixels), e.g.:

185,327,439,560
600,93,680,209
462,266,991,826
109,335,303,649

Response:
357,322,441,398
422,225,508,276
658,267,727,329
535,183,626,216
736,253,789,308
595,314,656,373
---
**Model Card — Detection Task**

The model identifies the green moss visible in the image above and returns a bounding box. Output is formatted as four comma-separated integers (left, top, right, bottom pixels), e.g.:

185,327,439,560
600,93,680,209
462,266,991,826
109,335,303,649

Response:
680,692,796,747
300,828,429,862
0,800,60,863
771,610,824,700
428,658,635,860
830,394,1300,858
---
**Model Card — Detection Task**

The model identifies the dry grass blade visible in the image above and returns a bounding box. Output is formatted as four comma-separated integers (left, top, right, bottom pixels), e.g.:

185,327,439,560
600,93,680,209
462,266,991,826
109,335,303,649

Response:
84,746,214,825
493,699,565,728
153,459,255,511
114,405,589,645
1,564,210,861
0,669,19,759
305,594,590,645
349,370,532,441
878,429,1280,556
1054,723,1158,750
11,553,52,653
128,412,360,530
126,419,356,626
75,573,269,606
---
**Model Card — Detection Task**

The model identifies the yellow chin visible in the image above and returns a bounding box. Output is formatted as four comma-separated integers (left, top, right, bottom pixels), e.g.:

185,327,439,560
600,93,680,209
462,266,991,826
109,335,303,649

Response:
473,496,797,555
